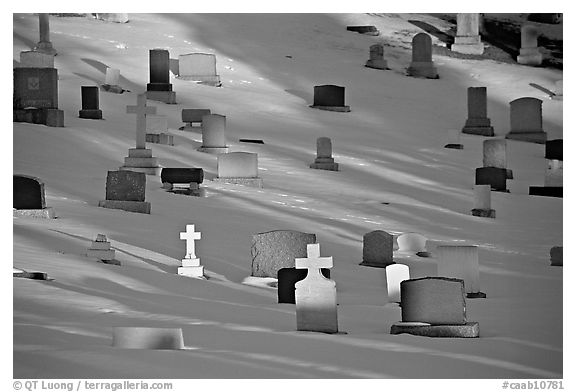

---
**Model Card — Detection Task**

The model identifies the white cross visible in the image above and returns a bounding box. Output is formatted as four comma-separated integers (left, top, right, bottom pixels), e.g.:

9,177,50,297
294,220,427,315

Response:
180,224,201,259
126,93,156,149
295,243,332,279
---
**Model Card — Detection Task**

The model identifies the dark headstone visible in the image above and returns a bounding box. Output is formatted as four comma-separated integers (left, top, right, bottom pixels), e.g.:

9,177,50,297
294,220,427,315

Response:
529,186,563,198
475,167,507,192
412,33,432,63
527,13,562,24
13,271,49,280
147,49,172,91
400,277,467,325
239,139,265,144
160,168,204,184
277,267,330,304
182,109,211,124
105,171,146,202
13,68,58,109
13,175,46,210
545,139,562,161
251,230,317,278
313,85,345,107
346,25,379,35
79,86,102,119
361,230,394,267
550,246,562,266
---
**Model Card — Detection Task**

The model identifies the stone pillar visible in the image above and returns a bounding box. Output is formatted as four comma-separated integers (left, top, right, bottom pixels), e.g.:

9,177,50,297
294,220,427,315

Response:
471,185,495,218
462,87,494,136
35,13,57,55
197,114,229,154
517,25,543,66
310,137,339,171
505,97,547,144
452,13,484,55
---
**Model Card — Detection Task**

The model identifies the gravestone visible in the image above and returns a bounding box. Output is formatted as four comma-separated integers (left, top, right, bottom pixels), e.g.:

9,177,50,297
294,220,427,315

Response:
145,115,172,145
295,243,339,334
145,133,174,146
462,87,494,136
546,139,562,161
310,137,339,171
483,139,513,179
87,234,117,264
552,80,563,101
310,85,350,112
79,86,103,119
550,246,562,266
146,49,176,104
529,139,562,198
444,129,463,149
112,327,184,349
101,68,124,94
346,25,379,35
177,224,204,278
452,13,484,55
197,114,229,154
19,51,54,68
180,109,211,130
386,264,410,303
177,53,221,86
98,170,151,214
278,267,330,304
161,168,203,195
471,184,495,218
119,93,161,176
214,152,263,188
34,14,57,55
397,233,428,256
13,268,48,281
436,245,485,298
407,33,438,79
390,277,479,338
506,97,547,144
517,25,543,66
13,67,64,127
13,174,56,219
251,230,317,278
365,44,388,70
360,230,394,267
475,167,508,192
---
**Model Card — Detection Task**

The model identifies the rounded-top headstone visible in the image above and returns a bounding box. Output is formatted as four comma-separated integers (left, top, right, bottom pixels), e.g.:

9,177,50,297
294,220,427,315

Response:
112,327,184,349
397,233,427,253
411,33,433,62
369,44,384,60
201,114,227,147
217,152,258,178
13,175,46,210
510,97,542,133
316,137,333,158
362,230,394,266
521,24,540,49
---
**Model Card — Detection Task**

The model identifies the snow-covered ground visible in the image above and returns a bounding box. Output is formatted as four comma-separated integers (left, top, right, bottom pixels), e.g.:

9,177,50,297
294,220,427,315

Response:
12,12,564,382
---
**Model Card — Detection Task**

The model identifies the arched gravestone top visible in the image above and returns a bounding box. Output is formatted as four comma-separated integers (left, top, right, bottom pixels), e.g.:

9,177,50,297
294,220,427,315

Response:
510,97,542,133
251,230,317,278
397,233,427,253
362,230,394,266
217,152,258,178
313,85,346,107
521,25,540,49
369,44,384,60
411,33,433,63
13,175,46,210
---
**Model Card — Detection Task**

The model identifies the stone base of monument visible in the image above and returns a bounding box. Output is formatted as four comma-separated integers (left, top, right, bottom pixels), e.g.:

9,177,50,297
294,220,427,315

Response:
310,158,339,171
163,182,203,197
365,59,388,70
471,208,495,218
146,133,174,146
466,292,487,299
119,148,161,176
390,321,479,338
529,186,562,198
35,41,57,56
79,109,103,120
146,91,176,104
213,177,264,188
505,131,547,144
407,62,439,79
517,49,543,66
100,84,126,94
197,146,229,154
178,258,205,278
444,143,463,150
309,105,351,113
98,200,151,214
13,207,56,219
462,118,494,136
177,75,222,87
112,327,184,349
14,108,64,127
451,36,485,55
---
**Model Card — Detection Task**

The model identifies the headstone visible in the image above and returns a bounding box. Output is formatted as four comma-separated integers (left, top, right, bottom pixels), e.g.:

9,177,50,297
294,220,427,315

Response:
310,85,350,112
87,234,117,264
161,168,204,185
506,97,547,144
407,33,438,79
365,44,388,70
13,67,64,127
517,25,543,66
278,267,330,304
390,277,479,338
462,87,494,136
119,93,161,176
451,13,484,55
346,25,379,35
444,129,463,149
197,114,229,154
98,170,151,214
214,152,263,188
436,245,485,298
360,230,394,267
545,139,562,161
529,140,562,198
310,137,339,171
471,185,495,218
78,86,103,119
177,53,221,86
101,67,125,94
112,327,184,349
34,13,57,55
552,80,563,100
550,246,562,266
475,167,508,192
13,268,48,280
181,109,211,130
145,115,171,145
483,139,513,179
19,51,54,68
397,233,428,255
146,49,176,104
251,230,317,278
386,264,410,303
177,224,204,278
145,133,174,146
295,243,338,334
13,174,56,219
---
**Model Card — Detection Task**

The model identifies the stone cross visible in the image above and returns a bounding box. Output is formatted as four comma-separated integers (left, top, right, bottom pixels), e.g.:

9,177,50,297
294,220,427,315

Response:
295,243,333,278
126,93,157,149
180,224,201,259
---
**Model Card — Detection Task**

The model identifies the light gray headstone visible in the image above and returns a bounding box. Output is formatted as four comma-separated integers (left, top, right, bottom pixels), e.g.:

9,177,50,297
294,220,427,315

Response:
179,53,218,78
483,139,507,168
397,233,427,253
436,245,480,295
105,68,120,85
456,13,480,37
386,264,410,303
201,114,227,148
545,159,563,187
473,185,491,210
217,152,258,178
146,115,168,133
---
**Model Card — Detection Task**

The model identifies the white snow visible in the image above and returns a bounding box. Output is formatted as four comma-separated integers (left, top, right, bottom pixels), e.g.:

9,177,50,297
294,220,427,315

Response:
11,12,565,384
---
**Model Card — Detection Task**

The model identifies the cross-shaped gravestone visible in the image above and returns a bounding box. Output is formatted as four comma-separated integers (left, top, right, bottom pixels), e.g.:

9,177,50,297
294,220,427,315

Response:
180,224,201,259
295,243,333,278
127,93,157,149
